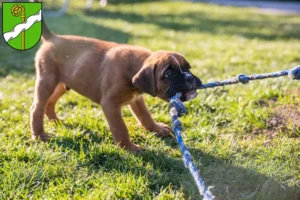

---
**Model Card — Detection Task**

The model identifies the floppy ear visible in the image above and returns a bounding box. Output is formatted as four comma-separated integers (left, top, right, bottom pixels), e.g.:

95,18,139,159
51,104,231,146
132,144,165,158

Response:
132,64,157,97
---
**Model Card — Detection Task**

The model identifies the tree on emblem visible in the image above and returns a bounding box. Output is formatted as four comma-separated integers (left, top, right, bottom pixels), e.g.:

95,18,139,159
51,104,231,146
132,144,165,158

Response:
11,4,26,50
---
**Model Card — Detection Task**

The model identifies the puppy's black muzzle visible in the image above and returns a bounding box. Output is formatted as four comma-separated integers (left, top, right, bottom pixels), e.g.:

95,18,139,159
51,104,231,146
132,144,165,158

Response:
167,72,202,100
181,72,202,90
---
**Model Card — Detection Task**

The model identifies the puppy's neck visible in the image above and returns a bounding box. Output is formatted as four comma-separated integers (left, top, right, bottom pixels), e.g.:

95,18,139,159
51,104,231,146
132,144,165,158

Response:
128,50,152,79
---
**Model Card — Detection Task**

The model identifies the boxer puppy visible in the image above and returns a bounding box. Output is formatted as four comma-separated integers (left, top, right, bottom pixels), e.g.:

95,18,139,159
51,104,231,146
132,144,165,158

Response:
30,20,202,151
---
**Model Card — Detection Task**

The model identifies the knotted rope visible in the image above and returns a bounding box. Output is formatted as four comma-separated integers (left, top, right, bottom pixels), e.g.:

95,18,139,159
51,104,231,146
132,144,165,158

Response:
169,66,300,200
170,94,215,200
199,65,300,89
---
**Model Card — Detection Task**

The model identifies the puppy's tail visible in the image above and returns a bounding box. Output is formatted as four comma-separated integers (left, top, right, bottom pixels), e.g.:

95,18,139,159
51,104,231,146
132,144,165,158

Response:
32,0,55,41
41,20,55,41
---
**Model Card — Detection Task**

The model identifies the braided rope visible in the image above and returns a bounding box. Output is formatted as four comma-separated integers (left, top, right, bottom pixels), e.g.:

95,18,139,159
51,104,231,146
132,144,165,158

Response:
199,65,300,89
170,93,215,200
169,66,300,199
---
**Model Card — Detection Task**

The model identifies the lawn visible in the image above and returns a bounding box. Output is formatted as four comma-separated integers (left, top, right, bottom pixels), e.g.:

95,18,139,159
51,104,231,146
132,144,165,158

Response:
0,0,300,199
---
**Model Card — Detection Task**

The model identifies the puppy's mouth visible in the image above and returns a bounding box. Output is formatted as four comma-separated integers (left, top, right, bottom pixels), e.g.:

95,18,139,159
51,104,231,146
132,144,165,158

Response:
166,75,202,102
180,90,198,102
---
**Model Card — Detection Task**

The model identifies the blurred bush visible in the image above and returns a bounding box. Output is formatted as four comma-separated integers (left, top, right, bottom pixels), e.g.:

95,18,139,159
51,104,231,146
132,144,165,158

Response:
107,0,165,4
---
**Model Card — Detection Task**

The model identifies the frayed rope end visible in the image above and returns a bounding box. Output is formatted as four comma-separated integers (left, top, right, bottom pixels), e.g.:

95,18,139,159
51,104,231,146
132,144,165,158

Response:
202,186,215,200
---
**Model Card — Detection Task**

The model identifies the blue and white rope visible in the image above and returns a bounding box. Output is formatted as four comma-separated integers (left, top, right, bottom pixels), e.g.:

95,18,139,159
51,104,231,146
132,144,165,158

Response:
169,66,300,199
170,93,215,200
199,65,300,89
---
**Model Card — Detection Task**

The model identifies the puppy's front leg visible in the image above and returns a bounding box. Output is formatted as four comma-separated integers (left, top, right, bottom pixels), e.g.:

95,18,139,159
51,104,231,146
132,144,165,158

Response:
101,101,141,152
129,97,172,137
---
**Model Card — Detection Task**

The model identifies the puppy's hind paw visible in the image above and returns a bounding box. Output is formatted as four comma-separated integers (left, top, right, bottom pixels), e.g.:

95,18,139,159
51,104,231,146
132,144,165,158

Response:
31,133,50,142
121,142,142,153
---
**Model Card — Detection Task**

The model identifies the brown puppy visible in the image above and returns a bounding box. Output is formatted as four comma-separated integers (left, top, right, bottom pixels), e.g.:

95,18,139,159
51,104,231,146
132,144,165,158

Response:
30,20,202,151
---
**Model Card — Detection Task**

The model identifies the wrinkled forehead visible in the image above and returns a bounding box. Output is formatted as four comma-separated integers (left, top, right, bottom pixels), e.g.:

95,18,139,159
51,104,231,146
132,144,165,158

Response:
160,53,190,71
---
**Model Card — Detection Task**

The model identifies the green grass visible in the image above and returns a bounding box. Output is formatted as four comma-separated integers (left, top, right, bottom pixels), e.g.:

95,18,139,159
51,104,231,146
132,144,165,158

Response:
1,1,300,199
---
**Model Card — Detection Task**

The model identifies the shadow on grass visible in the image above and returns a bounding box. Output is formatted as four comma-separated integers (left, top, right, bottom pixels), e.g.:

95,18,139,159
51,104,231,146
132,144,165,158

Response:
49,121,299,199
48,120,110,152
85,8,300,41
0,11,132,77
188,148,300,200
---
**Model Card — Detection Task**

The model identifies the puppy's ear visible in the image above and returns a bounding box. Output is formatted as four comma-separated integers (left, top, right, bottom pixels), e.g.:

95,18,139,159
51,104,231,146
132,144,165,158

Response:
132,64,157,97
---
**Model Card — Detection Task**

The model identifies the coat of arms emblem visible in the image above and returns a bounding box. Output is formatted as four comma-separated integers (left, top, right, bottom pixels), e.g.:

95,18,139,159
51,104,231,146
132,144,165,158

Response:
2,2,42,50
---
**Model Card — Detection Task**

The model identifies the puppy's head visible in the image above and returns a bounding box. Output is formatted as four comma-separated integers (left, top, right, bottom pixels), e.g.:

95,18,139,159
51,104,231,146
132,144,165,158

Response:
132,51,202,102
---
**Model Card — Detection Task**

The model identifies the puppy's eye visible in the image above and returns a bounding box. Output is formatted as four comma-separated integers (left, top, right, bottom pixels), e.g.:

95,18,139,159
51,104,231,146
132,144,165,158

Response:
164,70,172,78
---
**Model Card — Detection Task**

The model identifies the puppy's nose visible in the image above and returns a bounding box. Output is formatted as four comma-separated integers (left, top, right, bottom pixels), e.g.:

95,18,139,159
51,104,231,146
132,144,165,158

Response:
185,74,194,84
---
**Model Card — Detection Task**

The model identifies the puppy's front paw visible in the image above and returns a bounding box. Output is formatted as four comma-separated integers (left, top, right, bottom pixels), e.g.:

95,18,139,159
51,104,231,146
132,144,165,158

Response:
31,133,50,142
150,122,172,138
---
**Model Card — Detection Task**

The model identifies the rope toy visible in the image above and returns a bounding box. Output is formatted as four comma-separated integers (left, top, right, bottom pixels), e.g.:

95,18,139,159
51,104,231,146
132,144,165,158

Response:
169,65,300,200
170,94,214,200
198,65,300,89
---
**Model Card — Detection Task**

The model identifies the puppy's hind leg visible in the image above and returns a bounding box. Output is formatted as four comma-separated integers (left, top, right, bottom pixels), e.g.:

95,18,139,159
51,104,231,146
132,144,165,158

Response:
30,66,58,141
45,83,69,122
